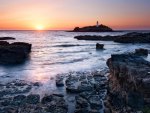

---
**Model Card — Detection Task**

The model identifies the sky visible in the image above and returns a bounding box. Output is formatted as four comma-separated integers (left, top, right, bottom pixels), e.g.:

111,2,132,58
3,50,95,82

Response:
0,0,150,30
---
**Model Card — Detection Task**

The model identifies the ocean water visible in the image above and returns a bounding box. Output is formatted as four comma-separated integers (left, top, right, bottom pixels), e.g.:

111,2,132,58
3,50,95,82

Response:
0,30,150,94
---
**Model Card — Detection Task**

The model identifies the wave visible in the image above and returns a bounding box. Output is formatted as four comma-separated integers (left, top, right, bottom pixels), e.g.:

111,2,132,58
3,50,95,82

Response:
52,44,83,47
42,57,89,65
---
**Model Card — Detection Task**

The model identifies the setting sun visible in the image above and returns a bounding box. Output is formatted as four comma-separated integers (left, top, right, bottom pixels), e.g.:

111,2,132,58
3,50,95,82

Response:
36,25,44,30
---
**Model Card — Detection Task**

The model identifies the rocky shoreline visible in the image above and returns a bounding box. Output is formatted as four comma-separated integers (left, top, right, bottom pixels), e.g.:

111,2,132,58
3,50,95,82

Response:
1,50,149,113
0,70,109,113
0,33,150,113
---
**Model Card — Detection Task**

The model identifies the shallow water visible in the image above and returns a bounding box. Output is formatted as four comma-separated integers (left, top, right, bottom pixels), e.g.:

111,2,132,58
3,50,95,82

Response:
0,30,150,95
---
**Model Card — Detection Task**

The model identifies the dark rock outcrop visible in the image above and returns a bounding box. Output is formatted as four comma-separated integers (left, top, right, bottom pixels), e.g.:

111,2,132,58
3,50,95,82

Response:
106,54,150,112
74,35,117,41
0,37,15,40
135,48,148,56
75,32,150,43
70,24,113,32
96,43,104,49
114,32,150,43
0,41,32,64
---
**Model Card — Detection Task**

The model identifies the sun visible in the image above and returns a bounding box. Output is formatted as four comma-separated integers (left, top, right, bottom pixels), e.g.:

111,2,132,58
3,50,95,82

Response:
36,25,44,30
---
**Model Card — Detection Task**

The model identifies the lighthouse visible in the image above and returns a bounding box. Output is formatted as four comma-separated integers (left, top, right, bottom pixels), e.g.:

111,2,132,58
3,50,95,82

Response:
96,21,99,27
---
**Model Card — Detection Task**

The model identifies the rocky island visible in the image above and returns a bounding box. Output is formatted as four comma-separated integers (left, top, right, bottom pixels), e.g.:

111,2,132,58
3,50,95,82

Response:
69,21,113,32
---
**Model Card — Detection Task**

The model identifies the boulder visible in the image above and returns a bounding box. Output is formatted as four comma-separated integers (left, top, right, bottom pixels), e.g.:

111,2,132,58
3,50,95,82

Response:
96,43,104,49
0,41,32,64
135,48,148,56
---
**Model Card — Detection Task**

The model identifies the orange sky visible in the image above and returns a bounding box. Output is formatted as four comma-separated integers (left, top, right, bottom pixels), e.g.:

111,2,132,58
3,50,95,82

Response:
0,0,150,30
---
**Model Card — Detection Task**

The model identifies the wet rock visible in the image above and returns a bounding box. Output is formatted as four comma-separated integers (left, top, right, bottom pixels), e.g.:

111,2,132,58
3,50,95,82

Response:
0,37,15,40
89,109,101,113
11,42,32,53
75,96,89,108
0,41,32,64
1,98,12,106
74,35,117,41
44,94,68,113
66,85,80,93
104,108,111,113
26,94,40,104
107,53,150,111
0,41,9,46
74,109,89,113
128,92,144,109
109,92,126,110
79,91,92,100
114,32,150,43
41,95,53,104
32,82,42,87
53,93,64,97
96,43,104,49
75,32,150,43
78,81,94,92
135,48,148,56
66,76,80,93
56,76,64,87
0,106,18,113
12,95,26,106
89,95,103,110
46,106,68,113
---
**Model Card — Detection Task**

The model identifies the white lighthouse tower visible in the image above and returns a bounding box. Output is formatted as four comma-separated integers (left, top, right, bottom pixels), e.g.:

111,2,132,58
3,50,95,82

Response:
96,21,99,27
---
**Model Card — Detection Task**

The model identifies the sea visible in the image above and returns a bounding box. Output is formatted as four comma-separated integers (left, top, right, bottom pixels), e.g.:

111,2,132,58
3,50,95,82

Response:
0,30,150,95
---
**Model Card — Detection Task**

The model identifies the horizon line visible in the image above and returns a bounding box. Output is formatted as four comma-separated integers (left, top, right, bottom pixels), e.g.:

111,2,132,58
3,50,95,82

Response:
0,29,150,31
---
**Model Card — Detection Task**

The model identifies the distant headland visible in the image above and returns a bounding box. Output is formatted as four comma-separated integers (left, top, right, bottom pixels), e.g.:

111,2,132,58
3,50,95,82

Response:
68,21,113,32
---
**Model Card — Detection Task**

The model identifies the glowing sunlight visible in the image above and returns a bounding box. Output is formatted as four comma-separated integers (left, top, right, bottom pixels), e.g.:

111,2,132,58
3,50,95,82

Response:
36,25,45,30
